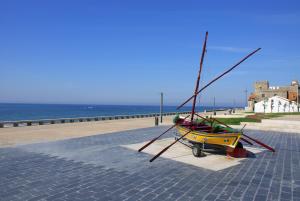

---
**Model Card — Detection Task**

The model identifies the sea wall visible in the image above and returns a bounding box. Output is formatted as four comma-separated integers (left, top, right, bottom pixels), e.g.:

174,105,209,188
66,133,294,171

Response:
0,108,232,128
0,112,188,128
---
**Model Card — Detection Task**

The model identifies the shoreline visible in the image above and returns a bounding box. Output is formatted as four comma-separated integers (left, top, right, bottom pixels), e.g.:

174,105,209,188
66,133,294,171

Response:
0,103,236,122
0,109,246,147
0,111,190,128
0,116,176,147
0,108,239,128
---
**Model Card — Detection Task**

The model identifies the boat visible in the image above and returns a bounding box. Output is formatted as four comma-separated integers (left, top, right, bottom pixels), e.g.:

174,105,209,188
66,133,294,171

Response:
173,114,243,156
138,31,275,162
175,117,241,147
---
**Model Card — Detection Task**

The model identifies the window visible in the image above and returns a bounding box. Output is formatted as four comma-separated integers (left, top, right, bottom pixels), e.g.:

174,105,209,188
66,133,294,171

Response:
262,94,265,98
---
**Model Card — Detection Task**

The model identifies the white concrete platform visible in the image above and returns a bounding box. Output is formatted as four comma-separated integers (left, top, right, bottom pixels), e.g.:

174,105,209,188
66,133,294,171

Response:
235,116,300,133
123,138,264,171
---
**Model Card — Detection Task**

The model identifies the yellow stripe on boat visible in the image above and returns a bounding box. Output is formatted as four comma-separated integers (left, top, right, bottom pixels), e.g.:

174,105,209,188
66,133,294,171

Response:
176,125,241,148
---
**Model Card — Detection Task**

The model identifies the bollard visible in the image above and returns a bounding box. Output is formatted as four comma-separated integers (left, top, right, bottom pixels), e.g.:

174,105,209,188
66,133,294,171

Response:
155,117,159,126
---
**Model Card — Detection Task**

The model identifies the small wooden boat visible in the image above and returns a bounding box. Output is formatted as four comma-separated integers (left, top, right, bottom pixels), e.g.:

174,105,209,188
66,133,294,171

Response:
175,118,241,148
173,116,242,156
138,32,274,162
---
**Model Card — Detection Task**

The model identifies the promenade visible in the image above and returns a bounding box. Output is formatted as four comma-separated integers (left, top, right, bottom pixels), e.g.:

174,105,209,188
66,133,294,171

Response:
0,118,299,200
0,110,245,147
0,115,178,147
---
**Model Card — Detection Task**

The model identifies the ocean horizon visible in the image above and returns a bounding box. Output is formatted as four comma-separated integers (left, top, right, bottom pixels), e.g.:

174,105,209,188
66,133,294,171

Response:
0,103,232,121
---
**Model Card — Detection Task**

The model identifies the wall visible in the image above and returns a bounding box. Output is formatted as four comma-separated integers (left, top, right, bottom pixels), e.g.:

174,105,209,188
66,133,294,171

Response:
254,96,298,113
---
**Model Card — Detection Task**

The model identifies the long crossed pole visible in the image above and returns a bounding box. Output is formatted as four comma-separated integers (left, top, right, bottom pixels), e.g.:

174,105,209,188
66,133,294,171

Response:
149,32,208,162
149,130,192,162
197,114,275,152
190,31,208,122
194,113,252,145
138,114,190,152
177,48,261,110
140,40,263,162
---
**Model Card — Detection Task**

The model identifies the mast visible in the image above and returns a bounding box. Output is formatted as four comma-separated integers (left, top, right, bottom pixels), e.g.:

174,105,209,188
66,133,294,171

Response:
190,31,208,122
177,48,261,110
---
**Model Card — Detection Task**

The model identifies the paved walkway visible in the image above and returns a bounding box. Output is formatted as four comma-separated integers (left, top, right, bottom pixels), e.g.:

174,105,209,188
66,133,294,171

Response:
236,115,300,133
0,126,299,201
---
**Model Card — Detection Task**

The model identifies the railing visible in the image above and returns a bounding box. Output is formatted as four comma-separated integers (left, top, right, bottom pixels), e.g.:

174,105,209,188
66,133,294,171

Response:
0,108,232,128
0,111,191,128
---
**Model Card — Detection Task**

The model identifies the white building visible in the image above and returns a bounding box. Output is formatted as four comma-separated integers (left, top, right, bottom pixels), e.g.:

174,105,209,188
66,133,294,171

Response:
254,95,298,113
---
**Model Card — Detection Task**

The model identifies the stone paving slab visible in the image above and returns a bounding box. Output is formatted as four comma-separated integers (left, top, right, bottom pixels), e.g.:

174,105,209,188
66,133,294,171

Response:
0,126,300,201
122,138,265,171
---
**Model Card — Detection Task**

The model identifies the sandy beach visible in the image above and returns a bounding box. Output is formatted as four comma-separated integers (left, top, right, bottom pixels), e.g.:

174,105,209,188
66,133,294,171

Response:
0,110,248,147
0,116,176,147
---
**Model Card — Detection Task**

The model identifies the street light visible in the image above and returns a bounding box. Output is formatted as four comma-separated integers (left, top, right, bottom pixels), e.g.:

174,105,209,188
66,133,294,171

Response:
160,92,163,123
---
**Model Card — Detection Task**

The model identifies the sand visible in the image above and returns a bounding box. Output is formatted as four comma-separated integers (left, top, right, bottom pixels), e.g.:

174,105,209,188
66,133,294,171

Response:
0,116,176,147
0,110,248,148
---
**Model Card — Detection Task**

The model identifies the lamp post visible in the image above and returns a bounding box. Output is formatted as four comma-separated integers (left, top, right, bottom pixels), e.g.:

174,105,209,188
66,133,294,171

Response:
160,92,163,123
244,89,248,107
213,96,216,116
297,86,299,112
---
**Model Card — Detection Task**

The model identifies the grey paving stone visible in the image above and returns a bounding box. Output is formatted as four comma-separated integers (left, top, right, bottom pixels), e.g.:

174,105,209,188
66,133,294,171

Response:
0,128,298,201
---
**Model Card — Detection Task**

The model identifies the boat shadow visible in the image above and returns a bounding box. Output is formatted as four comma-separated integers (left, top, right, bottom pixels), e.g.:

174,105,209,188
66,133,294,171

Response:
201,148,257,158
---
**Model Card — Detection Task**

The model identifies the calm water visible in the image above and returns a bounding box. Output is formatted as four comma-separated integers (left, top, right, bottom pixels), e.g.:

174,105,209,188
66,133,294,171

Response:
0,103,229,121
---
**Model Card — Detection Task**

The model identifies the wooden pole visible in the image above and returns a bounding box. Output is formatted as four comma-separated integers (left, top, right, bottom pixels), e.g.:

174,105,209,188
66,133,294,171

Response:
242,133,275,152
138,114,190,152
177,48,261,110
191,32,208,122
200,114,275,152
240,137,253,145
149,130,192,162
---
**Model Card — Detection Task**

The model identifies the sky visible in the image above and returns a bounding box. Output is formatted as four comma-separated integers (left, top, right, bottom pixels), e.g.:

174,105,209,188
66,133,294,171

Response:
1,0,300,106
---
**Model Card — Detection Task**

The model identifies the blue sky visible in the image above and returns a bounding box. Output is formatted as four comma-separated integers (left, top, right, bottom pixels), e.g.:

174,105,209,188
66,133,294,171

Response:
1,0,300,106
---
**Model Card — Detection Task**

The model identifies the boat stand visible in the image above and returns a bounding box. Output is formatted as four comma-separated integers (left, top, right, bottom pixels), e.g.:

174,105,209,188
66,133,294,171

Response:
173,131,206,157
173,130,248,158
226,143,248,158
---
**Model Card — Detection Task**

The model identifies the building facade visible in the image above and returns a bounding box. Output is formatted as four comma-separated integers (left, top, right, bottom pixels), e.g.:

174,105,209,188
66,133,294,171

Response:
254,96,298,113
246,80,300,112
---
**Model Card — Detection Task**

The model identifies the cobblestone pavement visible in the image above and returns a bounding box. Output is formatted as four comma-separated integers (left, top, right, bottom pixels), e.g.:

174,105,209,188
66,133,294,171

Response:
0,126,299,201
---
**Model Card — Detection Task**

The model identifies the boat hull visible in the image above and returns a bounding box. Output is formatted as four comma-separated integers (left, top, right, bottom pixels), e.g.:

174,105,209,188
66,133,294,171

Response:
176,125,241,148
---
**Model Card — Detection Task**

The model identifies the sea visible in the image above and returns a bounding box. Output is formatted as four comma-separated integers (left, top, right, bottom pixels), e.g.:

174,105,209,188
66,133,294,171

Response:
0,103,230,121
